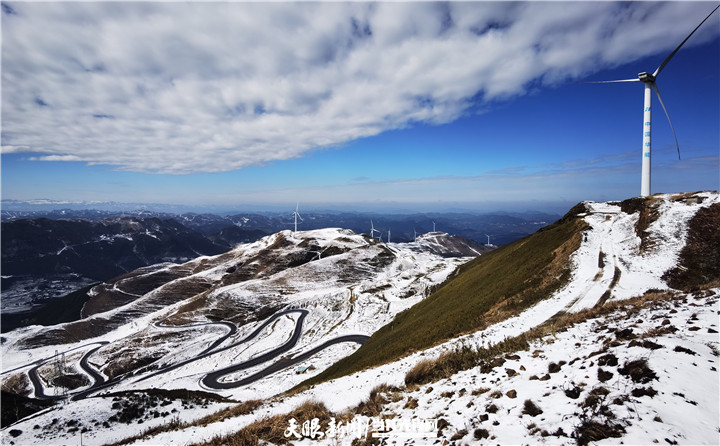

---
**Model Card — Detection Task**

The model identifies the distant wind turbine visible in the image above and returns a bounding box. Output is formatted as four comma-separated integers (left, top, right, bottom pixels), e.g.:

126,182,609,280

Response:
293,202,303,234
586,4,720,197
432,221,436,232
370,220,381,240
388,229,391,243
485,234,491,245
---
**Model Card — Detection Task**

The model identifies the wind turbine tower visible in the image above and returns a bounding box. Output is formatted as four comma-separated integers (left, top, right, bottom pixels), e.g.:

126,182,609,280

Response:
485,234,491,245
587,4,719,197
293,202,303,234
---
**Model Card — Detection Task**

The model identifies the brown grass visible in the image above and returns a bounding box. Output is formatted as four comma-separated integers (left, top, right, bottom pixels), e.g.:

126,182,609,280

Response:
107,400,263,446
196,400,336,446
617,195,666,252
1,373,30,396
404,359,438,387
522,399,543,417
664,203,720,291
398,288,689,388
355,384,399,417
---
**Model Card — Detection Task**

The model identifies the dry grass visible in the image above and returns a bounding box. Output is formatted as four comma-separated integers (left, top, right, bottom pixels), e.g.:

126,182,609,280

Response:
179,385,400,445
107,399,262,446
191,399,263,427
196,400,336,446
397,288,690,389
404,359,436,387
522,399,543,417
404,337,532,387
664,203,720,291
1,373,30,396
617,195,663,253
355,384,399,417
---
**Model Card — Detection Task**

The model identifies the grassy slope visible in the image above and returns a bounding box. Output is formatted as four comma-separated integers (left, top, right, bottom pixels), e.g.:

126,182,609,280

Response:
302,204,589,387
663,202,720,290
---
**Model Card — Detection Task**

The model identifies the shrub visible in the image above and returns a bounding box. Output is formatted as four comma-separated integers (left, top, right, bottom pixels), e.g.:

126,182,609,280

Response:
618,359,657,383
355,384,390,417
597,368,613,383
574,419,625,446
404,359,436,386
474,428,490,440
631,387,658,398
548,361,566,373
522,399,543,417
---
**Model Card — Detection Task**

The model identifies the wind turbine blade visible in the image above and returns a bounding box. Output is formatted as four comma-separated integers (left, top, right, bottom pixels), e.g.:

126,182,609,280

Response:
584,78,640,84
651,83,681,160
653,4,720,78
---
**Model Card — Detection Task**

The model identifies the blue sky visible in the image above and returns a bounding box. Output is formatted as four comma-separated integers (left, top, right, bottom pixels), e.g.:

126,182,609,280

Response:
2,1,719,213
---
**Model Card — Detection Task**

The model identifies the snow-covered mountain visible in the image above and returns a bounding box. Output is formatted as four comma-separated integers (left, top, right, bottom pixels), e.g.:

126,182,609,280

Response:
1,217,229,328
0,228,483,442
1,192,718,446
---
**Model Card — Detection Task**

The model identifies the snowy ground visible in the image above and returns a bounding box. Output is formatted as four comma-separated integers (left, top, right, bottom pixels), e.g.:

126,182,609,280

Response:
2,192,718,445
1,229,472,444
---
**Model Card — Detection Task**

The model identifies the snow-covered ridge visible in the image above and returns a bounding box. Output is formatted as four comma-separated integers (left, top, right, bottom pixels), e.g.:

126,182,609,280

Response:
1,227,483,444
2,192,717,445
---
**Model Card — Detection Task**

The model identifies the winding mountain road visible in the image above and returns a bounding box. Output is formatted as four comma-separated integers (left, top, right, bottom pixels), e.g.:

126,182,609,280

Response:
23,341,109,399
203,334,368,389
137,309,309,383
12,308,367,400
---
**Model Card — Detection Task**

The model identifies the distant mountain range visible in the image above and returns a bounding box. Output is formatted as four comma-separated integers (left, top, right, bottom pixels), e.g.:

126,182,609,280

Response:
3,206,548,321
1,205,557,245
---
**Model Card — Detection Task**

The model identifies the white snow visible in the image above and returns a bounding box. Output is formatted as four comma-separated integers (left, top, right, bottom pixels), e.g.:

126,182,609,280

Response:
2,192,718,445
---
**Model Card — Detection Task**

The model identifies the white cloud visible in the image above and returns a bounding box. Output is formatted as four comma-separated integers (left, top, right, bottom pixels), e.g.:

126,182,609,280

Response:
2,1,718,174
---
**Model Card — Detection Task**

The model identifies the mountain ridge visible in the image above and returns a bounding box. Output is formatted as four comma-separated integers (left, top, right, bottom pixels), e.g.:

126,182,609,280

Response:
1,209,553,322
1,191,718,445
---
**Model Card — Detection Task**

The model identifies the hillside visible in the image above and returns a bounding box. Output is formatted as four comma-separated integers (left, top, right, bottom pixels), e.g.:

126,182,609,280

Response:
0,228,483,443
1,209,548,326
1,192,718,445
0,216,229,330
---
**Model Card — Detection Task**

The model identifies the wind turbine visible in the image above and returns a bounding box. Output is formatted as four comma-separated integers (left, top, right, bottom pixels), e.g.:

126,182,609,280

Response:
292,202,303,234
370,220,381,240
586,4,720,197
485,234,491,245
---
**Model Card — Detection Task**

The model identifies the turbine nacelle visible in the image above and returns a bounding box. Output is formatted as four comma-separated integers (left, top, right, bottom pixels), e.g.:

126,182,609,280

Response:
638,72,655,83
